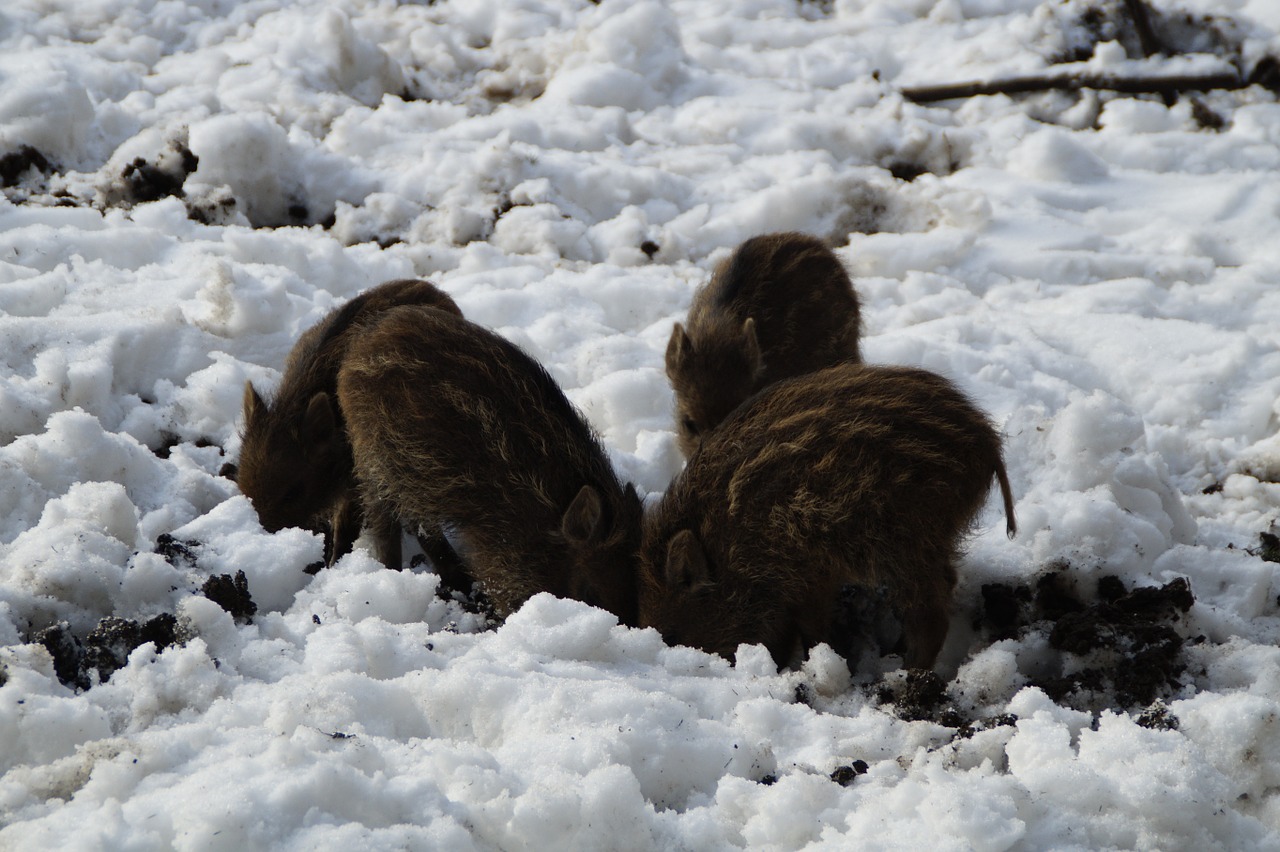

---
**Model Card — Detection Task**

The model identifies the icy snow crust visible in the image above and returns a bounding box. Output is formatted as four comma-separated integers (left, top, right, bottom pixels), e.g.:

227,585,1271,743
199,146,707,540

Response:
2,0,1280,847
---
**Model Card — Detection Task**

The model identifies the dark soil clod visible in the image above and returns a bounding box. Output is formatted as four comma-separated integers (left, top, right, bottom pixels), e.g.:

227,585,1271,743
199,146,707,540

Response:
186,190,238,225
980,582,1031,638
155,534,201,567
1257,531,1280,564
887,160,928,182
1035,569,1085,621
151,435,219,460
81,616,144,683
1040,667,1109,705
201,571,258,623
33,612,180,691
1115,577,1193,617
830,760,869,786
115,142,199,206
1096,574,1127,603
1045,576,1194,708
956,713,1019,740
34,622,86,690
1136,701,1180,730
122,158,183,203
140,613,180,651
1189,98,1225,130
152,431,182,459
971,565,1195,713
878,669,948,722
1,145,53,187
1249,56,1280,93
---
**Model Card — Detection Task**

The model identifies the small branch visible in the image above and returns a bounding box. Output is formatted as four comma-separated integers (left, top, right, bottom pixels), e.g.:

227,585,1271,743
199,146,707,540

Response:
901,69,1247,104
1122,0,1163,58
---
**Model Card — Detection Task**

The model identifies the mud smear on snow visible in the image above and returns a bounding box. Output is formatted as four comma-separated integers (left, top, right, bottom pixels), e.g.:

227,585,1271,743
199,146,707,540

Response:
1041,574,1194,708
976,570,1195,713
804,572,1195,800
1049,0,1250,67
860,569,1195,738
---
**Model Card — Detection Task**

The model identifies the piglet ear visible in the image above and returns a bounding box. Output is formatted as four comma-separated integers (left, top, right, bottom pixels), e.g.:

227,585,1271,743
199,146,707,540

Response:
742,317,763,380
623,482,641,513
666,529,711,590
562,485,605,544
665,323,692,376
301,392,338,447
243,381,266,425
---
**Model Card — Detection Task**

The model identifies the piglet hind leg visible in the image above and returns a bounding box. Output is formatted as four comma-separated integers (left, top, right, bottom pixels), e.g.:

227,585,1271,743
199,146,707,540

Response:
898,596,951,671
326,497,364,566
790,596,840,669
365,499,404,570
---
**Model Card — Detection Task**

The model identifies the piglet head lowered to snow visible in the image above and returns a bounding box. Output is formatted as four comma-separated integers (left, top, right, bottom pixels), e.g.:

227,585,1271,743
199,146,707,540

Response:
640,362,1017,671
236,278,462,565
337,304,645,624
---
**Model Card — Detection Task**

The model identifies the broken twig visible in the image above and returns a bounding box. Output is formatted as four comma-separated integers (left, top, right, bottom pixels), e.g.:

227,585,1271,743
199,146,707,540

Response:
1122,0,1163,58
902,69,1250,104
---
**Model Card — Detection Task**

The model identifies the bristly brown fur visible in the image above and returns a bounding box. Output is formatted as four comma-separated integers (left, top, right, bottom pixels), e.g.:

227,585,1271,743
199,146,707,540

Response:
639,362,1016,671
336,305,644,625
666,232,862,457
237,279,462,567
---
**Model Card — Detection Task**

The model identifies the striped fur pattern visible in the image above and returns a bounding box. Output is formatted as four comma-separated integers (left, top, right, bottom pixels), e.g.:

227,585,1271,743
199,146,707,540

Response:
666,232,862,457
639,362,1016,670
337,305,643,624
237,278,461,566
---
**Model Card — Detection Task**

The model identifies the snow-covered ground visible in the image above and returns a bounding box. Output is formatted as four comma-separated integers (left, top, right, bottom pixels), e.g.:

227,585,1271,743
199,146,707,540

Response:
3,0,1280,847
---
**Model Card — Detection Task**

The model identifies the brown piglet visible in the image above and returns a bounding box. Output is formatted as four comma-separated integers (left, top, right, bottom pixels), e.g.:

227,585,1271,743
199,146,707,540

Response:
666,232,862,457
237,278,462,568
336,305,643,624
639,363,1016,671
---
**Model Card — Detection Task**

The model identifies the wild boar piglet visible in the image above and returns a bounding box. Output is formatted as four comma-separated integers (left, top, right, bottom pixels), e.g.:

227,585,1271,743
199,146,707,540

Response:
337,305,644,624
666,232,862,457
639,362,1016,671
237,278,462,568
